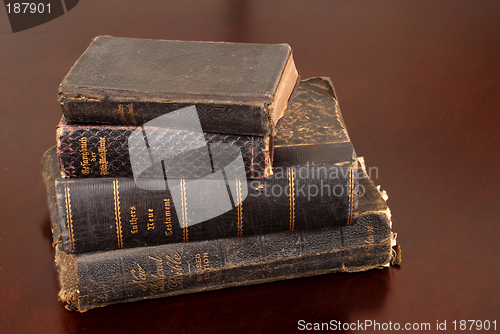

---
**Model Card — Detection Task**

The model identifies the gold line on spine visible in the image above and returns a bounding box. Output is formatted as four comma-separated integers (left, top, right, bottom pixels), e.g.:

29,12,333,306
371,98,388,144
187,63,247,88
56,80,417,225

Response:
113,179,124,248
347,168,354,226
127,103,137,125
289,168,296,231
237,178,243,236
180,179,188,242
64,184,75,252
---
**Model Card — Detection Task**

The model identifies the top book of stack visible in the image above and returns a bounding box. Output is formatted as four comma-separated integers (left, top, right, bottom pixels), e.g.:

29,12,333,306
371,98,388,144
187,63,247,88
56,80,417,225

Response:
58,36,299,136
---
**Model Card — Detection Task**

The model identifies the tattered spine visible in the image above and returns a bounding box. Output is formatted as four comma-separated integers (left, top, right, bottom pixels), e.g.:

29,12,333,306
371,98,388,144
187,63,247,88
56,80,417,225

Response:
46,162,397,312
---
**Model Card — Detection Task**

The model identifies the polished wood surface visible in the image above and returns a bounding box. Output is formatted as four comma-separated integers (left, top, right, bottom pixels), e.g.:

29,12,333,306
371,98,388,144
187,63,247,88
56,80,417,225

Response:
1,1,499,333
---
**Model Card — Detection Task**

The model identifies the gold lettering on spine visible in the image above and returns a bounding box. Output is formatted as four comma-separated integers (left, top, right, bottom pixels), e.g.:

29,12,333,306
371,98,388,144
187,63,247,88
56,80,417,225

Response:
131,263,147,291
130,254,181,293
127,103,137,125
130,206,138,234
63,184,75,252
164,199,173,236
347,168,354,226
147,208,155,230
165,252,183,289
98,137,109,176
113,180,124,248
79,137,90,175
149,255,166,292
236,179,243,236
203,253,210,280
288,168,296,231
117,103,138,124
117,104,127,123
180,179,188,242
195,252,210,281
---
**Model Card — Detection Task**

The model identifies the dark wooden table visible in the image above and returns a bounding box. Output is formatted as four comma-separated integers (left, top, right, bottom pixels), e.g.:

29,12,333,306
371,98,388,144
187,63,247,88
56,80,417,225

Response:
1,1,499,333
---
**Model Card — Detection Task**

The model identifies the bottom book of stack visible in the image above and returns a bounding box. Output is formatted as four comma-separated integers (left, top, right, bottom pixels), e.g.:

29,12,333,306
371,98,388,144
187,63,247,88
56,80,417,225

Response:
42,148,400,312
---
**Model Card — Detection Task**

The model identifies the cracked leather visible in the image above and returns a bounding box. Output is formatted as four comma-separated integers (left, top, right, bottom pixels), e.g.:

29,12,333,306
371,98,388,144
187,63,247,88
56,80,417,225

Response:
58,36,295,136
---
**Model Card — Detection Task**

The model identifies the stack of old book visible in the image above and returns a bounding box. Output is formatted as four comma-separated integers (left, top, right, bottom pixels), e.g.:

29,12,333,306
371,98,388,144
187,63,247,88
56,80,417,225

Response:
42,36,400,312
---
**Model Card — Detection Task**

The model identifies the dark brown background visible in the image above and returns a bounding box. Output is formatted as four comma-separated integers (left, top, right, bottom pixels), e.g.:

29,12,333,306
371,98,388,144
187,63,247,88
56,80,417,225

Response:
1,1,499,333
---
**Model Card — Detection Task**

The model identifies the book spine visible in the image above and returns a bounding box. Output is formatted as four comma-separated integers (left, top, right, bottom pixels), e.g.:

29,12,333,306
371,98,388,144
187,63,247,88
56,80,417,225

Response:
48,162,358,254
56,121,272,179
56,211,392,312
42,148,62,245
59,98,270,136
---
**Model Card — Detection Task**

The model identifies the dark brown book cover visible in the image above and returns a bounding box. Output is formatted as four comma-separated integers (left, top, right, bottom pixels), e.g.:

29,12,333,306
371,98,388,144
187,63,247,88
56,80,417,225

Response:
46,78,361,254
58,36,299,136
56,117,273,179
55,78,351,180
44,156,399,312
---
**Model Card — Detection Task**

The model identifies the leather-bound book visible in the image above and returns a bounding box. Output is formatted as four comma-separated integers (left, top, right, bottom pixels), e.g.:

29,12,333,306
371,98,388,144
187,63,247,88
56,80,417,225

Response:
44,148,400,312
56,115,275,179
56,77,350,179
58,36,299,137
56,115,274,179
45,78,360,254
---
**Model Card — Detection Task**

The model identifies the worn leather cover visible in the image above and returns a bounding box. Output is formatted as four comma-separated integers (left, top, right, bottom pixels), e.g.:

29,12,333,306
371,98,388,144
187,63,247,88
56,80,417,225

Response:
274,77,353,166
58,36,297,136
44,155,398,312
56,78,351,180
56,118,272,179
46,148,357,254
48,78,360,254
